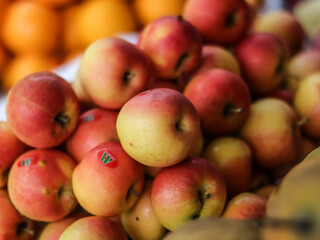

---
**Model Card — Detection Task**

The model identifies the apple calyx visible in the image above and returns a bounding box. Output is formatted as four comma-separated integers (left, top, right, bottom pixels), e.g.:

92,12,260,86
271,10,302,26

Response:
225,12,237,28
54,111,71,128
256,217,314,235
177,15,183,21
123,71,135,85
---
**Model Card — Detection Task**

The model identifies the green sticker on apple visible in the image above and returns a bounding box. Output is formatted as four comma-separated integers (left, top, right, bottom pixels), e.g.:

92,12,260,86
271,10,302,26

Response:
17,156,39,167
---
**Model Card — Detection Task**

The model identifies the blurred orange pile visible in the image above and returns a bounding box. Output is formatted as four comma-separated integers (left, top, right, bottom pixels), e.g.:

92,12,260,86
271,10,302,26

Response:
0,0,186,91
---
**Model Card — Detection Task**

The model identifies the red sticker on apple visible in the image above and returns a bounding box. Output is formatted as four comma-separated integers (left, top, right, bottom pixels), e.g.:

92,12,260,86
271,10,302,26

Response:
17,156,39,167
80,113,102,123
97,150,118,168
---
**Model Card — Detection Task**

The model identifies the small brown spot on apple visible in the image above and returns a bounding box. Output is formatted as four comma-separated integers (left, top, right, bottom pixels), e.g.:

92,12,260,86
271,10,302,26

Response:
42,188,50,195
136,217,139,221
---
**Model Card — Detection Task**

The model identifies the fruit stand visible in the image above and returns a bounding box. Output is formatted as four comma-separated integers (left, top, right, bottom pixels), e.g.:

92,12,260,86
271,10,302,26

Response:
1,0,320,239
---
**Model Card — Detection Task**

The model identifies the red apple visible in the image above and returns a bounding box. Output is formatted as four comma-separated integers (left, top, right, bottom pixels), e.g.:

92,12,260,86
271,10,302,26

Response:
5,71,80,149
121,180,168,240
151,156,227,231
234,33,287,97
0,121,29,187
252,10,306,56
65,107,119,163
7,149,78,222
137,15,202,79
72,141,145,217
194,44,241,76
59,216,128,240
182,0,252,46
78,37,154,110
222,192,267,220
116,88,203,167
202,136,252,198
0,189,35,240
184,69,251,136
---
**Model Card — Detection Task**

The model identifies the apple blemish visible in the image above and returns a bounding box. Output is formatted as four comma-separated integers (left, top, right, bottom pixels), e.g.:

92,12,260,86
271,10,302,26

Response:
98,150,118,168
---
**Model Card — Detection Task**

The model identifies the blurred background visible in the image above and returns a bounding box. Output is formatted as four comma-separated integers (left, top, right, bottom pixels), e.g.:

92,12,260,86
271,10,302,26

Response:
0,0,318,93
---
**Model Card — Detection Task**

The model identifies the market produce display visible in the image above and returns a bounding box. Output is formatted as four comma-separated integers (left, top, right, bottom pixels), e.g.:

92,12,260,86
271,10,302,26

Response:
1,0,320,239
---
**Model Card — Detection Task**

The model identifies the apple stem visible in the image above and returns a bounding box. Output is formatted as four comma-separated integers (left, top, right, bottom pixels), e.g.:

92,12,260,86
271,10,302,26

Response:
295,117,309,128
225,105,243,115
123,71,135,85
255,217,313,234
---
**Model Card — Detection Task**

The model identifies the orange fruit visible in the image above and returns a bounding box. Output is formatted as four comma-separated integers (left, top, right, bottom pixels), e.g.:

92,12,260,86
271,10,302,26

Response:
2,54,60,90
77,0,138,48
61,4,83,53
32,0,79,8
133,0,186,26
1,1,61,55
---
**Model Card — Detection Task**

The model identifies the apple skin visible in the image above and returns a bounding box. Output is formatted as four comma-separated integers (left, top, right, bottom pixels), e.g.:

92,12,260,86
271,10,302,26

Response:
193,44,241,76
121,180,168,240
7,149,78,222
254,184,277,200
202,136,252,198
116,88,203,167
182,0,252,46
239,97,301,169
78,37,154,110
234,33,287,97
59,216,128,240
37,210,89,240
151,156,227,231
0,189,35,240
267,88,294,106
284,48,320,93
293,71,320,139
65,107,119,163
222,192,267,220
137,15,202,80
5,71,80,149
0,121,29,187
252,10,305,57
72,141,145,217
184,69,251,137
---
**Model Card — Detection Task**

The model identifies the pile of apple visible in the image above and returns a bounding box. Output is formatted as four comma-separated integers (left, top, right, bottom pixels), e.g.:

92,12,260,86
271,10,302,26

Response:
1,0,320,239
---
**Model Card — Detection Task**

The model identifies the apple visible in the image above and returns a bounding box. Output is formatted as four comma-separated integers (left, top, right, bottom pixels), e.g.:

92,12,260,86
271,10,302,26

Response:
65,107,119,163
121,179,168,240
151,156,227,231
116,88,203,167
234,33,287,97
284,48,320,93
59,216,128,240
245,0,265,16
137,15,202,80
37,210,89,240
254,184,277,200
293,71,320,139
72,141,145,217
252,10,306,56
5,71,80,149
182,0,252,46
0,121,29,187
78,37,154,110
7,149,78,222
202,136,252,198
222,192,267,220
71,69,96,111
267,88,294,106
238,97,301,169
184,68,251,136
0,189,35,240
193,44,241,76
